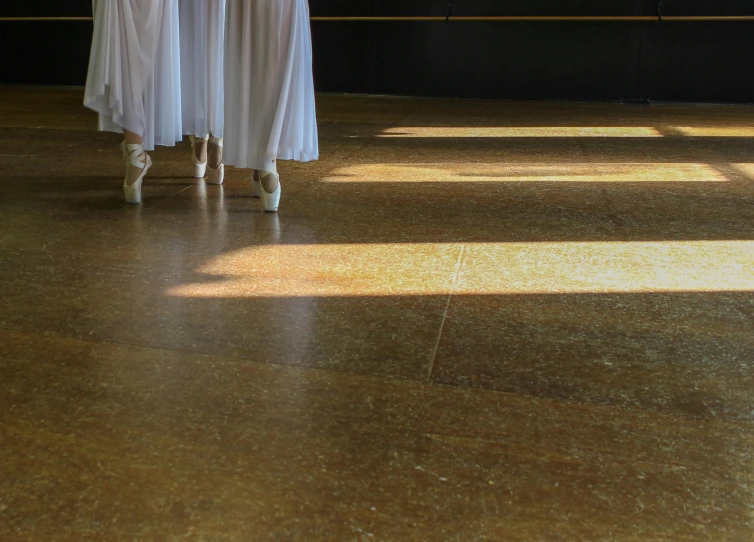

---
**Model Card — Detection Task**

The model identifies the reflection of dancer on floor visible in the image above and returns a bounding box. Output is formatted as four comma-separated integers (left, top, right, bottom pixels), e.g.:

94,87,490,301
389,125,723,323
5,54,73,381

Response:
180,0,226,186
224,0,320,212
84,0,182,204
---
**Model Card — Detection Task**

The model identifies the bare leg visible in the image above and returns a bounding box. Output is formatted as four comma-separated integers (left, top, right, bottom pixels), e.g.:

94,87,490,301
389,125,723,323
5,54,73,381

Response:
124,130,142,145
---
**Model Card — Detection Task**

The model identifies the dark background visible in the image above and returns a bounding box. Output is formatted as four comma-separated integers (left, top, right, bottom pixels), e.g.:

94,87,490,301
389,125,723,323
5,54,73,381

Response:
1,1,752,103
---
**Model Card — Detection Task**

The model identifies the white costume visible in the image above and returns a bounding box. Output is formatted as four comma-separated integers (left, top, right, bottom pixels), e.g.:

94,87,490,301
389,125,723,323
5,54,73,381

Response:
224,0,319,172
84,0,182,151
180,0,226,139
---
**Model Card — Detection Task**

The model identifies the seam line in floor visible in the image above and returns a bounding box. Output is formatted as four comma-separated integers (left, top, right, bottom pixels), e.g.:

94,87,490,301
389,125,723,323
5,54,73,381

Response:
426,244,466,383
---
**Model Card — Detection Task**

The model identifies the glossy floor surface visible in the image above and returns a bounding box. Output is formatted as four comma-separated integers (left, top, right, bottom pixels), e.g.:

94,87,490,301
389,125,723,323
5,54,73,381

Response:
1,87,754,540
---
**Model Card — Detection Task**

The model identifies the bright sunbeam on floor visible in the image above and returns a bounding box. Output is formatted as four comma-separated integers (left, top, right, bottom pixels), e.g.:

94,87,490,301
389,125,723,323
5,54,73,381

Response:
672,127,754,137
324,163,731,183
166,241,754,298
375,126,754,138
733,163,754,179
376,126,664,138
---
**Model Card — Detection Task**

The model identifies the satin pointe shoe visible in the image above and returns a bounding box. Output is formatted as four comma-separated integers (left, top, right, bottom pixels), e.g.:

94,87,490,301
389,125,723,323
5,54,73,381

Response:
259,170,281,213
122,141,152,204
207,136,224,185
190,134,208,178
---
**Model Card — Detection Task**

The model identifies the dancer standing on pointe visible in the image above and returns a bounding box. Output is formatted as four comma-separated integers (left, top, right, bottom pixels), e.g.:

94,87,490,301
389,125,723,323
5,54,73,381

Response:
180,0,226,185
224,0,319,212
84,0,182,204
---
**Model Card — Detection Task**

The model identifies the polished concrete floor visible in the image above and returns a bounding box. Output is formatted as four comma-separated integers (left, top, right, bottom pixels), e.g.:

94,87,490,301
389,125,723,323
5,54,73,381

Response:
1,86,754,540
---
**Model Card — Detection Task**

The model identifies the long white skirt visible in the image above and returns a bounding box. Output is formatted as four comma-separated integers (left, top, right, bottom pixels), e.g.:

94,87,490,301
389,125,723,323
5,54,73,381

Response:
84,0,183,151
180,0,226,139
224,0,319,171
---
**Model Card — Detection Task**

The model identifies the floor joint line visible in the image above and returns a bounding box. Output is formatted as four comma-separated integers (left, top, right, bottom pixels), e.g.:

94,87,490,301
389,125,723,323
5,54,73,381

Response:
426,244,465,383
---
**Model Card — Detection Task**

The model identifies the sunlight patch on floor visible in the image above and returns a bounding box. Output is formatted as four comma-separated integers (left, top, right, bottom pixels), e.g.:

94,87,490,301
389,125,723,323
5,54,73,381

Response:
166,241,754,298
323,163,729,183
671,126,754,137
376,126,664,138
732,163,754,179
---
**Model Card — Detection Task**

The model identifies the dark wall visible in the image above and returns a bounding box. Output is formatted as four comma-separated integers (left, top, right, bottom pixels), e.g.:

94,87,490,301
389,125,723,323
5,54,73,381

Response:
1,0,753,103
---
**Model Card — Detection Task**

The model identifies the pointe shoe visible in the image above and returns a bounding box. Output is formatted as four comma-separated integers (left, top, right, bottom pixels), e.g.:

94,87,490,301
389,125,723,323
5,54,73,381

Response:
207,136,224,185
190,135,208,178
252,169,261,198
259,171,281,213
122,141,152,204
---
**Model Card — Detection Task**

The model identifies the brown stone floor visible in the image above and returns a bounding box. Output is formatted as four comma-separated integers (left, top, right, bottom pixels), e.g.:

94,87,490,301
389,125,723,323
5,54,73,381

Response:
1,86,754,540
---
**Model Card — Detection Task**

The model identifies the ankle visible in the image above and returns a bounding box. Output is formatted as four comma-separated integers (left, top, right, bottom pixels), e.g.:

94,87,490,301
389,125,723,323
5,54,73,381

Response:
124,130,143,146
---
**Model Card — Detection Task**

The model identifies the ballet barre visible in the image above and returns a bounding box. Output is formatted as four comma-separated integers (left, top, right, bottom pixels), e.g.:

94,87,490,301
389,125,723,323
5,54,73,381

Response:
2,16,754,22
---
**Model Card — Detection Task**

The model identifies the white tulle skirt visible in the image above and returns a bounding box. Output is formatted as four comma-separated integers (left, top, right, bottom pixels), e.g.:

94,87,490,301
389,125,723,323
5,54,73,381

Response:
180,0,226,139
84,0,183,151
224,0,319,171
